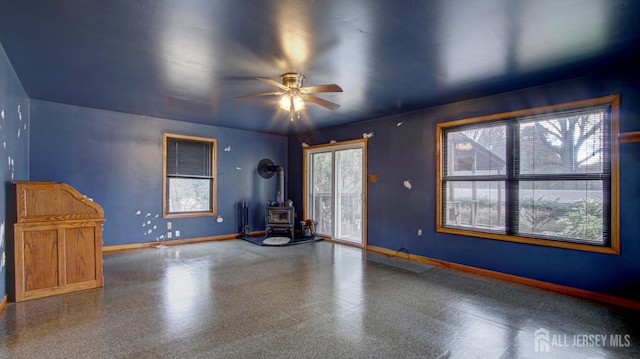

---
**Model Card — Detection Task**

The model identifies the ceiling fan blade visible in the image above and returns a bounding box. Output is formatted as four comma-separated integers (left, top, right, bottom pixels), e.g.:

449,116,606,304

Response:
235,91,282,99
301,84,343,93
257,77,290,91
305,94,341,110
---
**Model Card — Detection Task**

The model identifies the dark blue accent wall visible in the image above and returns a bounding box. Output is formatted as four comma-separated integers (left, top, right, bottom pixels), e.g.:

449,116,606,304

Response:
288,66,640,301
0,42,29,300
30,100,287,246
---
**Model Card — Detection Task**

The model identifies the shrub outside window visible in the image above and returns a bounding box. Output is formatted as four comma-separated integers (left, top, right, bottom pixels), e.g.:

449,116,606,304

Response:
436,96,619,254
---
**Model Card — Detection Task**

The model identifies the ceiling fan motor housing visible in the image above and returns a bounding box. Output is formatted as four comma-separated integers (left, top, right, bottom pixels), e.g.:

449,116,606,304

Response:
281,73,304,88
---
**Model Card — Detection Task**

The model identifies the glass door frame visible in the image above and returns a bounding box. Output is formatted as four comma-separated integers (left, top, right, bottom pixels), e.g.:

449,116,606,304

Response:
302,138,368,247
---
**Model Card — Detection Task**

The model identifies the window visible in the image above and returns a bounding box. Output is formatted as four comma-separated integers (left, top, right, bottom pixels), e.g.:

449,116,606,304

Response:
436,96,619,254
163,133,217,218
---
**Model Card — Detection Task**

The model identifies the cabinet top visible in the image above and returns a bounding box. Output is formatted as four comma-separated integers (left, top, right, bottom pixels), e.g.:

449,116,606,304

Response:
15,181,105,223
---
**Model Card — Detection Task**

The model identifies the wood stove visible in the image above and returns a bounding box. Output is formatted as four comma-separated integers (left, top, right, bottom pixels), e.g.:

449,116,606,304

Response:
258,158,295,241
265,206,294,240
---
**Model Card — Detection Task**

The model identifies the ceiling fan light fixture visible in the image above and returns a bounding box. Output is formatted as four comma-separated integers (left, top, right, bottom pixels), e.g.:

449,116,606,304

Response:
279,93,305,112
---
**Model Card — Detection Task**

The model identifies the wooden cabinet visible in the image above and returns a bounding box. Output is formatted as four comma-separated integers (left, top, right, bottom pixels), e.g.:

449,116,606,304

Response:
12,181,105,302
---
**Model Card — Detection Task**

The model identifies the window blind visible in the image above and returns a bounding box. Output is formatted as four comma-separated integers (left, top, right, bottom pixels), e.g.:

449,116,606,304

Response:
440,104,611,246
166,138,212,178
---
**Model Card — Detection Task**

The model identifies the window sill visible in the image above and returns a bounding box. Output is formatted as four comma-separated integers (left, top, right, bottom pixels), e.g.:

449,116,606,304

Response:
164,212,217,219
436,225,619,255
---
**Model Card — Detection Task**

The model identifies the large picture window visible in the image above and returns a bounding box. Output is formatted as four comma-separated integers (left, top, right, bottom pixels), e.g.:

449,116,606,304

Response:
436,96,619,254
163,133,217,218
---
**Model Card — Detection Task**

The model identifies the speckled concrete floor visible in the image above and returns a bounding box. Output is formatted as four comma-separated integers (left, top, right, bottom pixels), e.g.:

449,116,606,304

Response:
1,240,639,358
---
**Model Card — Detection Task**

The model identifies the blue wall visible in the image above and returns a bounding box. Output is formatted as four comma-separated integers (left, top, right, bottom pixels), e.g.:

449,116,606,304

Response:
0,42,29,300
288,67,640,301
30,100,288,246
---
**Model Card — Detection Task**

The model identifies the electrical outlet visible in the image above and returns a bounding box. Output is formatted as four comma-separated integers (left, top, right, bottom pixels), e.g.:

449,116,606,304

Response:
175,230,180,237
167,222,172,230
167,232,172,239
417,228,423,236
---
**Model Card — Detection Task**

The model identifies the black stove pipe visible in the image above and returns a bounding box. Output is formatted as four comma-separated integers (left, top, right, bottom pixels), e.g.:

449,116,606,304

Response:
266,165,285,205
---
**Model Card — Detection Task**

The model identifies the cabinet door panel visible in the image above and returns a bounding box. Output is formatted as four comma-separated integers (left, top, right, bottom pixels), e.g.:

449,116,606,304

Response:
65,227,97,284
23,229,59,292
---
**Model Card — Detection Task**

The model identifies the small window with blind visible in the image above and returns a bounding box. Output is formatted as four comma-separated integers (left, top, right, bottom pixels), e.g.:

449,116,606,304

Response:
163,133,217,218
436,96,620,254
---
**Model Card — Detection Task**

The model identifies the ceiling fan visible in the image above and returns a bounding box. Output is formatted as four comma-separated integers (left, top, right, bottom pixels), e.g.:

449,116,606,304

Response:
236,73,343,121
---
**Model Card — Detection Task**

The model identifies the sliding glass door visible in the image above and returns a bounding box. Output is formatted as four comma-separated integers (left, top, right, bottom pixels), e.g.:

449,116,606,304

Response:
304,140,366,245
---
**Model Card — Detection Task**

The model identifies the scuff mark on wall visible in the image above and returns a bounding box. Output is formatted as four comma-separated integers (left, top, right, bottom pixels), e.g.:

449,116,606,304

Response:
138,210,161,237
403,180,412,189
136,210,181,242
363,132,374,138
8,156,14,180
397,122,404,127
224,146,231,152
301,142,309,147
